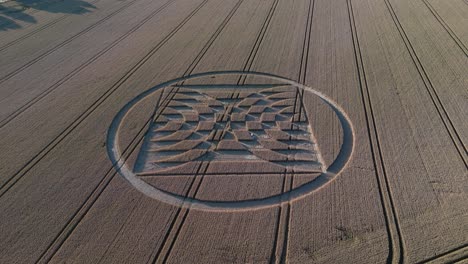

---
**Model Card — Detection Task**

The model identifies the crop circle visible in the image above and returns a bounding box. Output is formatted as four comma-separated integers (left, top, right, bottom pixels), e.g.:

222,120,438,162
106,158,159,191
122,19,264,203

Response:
107,71,354,211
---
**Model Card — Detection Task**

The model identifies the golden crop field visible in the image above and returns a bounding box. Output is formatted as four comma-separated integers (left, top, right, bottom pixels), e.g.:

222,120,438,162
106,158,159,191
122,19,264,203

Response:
0,0,466,263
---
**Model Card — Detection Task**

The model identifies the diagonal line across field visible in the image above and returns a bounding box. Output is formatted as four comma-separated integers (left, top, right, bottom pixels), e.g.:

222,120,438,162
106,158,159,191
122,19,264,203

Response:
347,0,404,262
148,1,249,262
0,0,103,52
36,69,181,263
270,1,315,262
383,0,467,167
35,0,246,261
0,0,145,84
0,0,208,198
421,0,468,56
0,0,466,262
416,243,468,264
0,0,177,129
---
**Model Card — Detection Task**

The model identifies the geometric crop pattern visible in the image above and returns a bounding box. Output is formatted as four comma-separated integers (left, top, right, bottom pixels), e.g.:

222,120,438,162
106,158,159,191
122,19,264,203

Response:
134,85,324,175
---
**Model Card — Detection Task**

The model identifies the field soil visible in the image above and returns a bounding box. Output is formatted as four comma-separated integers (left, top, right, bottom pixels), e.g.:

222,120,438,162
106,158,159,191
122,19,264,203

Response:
0,0,466,263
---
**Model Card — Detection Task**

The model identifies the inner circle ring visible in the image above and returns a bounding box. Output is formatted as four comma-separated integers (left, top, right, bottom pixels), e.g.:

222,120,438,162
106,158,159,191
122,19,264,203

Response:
107,71,355,211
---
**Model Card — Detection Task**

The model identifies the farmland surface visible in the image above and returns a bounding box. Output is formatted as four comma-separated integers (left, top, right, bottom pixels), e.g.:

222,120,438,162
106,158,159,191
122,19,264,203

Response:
0,0,467,263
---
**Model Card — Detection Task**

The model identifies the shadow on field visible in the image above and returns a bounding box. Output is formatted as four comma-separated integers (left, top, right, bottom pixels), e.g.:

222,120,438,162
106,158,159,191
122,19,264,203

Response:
0,0,96,31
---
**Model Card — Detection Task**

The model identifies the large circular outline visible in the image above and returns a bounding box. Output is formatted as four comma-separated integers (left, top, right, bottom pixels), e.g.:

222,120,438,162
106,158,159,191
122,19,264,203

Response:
107,71,355,211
